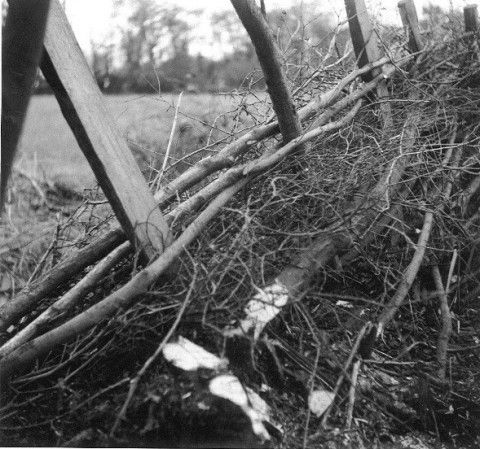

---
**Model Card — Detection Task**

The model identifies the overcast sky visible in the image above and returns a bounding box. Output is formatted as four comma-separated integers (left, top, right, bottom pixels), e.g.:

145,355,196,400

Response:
65,0,479,57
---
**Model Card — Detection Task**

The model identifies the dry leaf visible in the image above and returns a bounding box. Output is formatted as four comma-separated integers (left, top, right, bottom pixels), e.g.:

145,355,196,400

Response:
308,389,335,417
162,336,227,371
209,375,271,441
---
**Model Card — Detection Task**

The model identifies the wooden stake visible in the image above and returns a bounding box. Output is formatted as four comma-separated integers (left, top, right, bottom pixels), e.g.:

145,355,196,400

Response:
398,0,423,53
40,0,171,260
464,4,479,33
344,0,392,128
344,0,381,82
1,0,51,208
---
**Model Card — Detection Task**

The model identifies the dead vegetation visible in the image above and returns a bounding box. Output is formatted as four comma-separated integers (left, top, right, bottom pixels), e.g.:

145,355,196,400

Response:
1,6,480,449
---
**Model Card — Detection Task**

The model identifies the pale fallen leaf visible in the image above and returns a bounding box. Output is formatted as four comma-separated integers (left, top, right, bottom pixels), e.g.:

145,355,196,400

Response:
246,387,283,434
245,387,271,422
162,336,228,371
227,278,289,339
335,300,353,308
308,389,335,417
209,375,270,441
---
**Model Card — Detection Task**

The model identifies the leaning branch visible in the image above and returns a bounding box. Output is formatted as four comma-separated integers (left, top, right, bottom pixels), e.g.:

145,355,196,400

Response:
0,242,131,357
362,133,461,357
376,210,434,333
0,228,126,332
0,96,368,379
226,96,420,339
0,57,409,334
231,0,303,144
432,265,452,381
154,60,398,208
0,179,249,382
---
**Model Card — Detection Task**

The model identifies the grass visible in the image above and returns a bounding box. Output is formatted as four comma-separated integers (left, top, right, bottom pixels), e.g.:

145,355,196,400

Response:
2,90,269,273
16,92,263,190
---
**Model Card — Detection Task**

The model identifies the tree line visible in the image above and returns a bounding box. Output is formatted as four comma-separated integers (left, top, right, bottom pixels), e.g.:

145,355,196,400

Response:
31,0,336,94
33,1,454,95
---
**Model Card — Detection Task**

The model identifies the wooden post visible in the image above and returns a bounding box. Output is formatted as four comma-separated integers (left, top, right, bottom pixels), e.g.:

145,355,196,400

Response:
464,4,479,33
230,0,302,145
344,0,380,83
398,0,423,53
344,0,392,128
40,0,171,260
1,0,51,209
464,5,479,60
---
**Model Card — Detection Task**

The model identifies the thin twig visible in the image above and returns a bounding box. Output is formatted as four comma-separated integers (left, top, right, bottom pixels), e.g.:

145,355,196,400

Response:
302,343,321,449
25,223,60,286
432,265,452,381
320,322,371,428
153,91,183,192
444,249,458,297
376,210,434,334
346,359,361,429
14,167,47,204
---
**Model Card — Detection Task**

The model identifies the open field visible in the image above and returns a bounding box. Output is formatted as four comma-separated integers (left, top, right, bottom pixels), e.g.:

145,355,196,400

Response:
3,92,253,251
16,93,266,190
2,91,269,253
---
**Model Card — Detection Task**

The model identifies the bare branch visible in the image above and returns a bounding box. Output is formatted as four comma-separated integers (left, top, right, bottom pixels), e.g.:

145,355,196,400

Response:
0,179,249,381
231,0,303,144
0,242,131,357
432,265,452,381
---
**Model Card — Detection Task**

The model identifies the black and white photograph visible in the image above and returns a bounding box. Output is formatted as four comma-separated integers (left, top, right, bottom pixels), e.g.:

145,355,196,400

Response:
1,0,480,447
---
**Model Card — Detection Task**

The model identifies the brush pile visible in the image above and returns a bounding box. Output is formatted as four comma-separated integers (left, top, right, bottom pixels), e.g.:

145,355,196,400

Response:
1,17,480,449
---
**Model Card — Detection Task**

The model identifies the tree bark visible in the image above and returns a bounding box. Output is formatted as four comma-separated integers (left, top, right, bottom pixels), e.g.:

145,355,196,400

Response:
1,0,51,208
231,0,303,145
